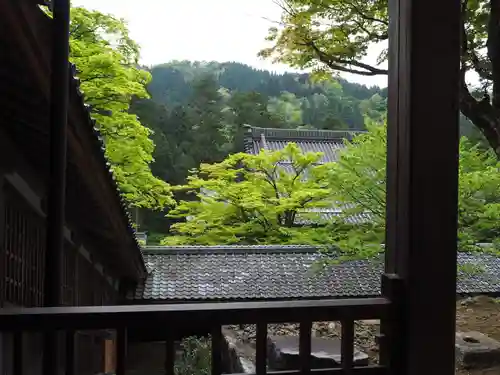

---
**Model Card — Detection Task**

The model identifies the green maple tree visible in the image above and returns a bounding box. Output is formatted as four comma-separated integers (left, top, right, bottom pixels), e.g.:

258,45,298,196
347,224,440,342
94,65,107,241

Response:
327,120,500,255
260,0,500,156
68,6,173,209
162,143,336,245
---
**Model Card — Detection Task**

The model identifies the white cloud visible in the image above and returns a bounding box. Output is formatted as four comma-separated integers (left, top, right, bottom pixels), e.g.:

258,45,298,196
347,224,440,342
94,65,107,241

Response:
72,0,387,87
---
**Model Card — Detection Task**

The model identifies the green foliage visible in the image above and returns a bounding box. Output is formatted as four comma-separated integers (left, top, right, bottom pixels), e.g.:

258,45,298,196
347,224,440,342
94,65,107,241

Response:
328,120,387,221
457,140,500,252
260,0,500,155
175,337,211,375
259,0,389,77
69,7,173,209
130,62,389,235
327,121,500,253
162,144,336,245
131,61,386,187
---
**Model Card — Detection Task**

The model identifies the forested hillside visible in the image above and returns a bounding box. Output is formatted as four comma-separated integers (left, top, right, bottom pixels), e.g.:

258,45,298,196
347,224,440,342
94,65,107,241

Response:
129,60,390,235
129,60,485,237
131,61,387,183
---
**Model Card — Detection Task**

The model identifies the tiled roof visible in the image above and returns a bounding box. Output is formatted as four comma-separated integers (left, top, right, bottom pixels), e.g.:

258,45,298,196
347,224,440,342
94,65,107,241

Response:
132,245,500,302
243,126,363,163
243,126,370,225
296,208,373,225
69,63,141,252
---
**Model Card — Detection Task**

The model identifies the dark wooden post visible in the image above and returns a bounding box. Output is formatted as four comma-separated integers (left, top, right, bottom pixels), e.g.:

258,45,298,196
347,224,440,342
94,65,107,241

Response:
65,331,75,375
164,334,175,375
0,177,5,307
385,0,461,374
44,0,71,374
116,328,127,375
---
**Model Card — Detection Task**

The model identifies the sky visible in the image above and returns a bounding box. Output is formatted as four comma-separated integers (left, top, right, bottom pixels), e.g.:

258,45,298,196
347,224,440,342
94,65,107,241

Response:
72,0,388,88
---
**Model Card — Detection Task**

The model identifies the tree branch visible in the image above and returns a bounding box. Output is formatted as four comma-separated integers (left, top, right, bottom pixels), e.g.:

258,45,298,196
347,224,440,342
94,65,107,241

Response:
343,0,389,26
488,0,500,110
459,69,500,156
303,40,388,76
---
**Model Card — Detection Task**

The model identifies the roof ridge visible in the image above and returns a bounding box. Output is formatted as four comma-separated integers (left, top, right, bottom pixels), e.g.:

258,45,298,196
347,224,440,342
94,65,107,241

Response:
142,244,322,255
70,63,140,251
247,126,364,141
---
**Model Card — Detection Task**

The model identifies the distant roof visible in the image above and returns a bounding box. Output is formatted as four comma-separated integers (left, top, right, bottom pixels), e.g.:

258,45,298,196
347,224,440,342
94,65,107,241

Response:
132,245,500,302
243,126,364,163
243,126,369,225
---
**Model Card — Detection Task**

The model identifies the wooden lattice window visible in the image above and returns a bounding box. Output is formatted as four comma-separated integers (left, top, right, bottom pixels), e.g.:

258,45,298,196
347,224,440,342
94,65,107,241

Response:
76,252,94,306
1,183,46,307
100,275,117,306
61,243,76,306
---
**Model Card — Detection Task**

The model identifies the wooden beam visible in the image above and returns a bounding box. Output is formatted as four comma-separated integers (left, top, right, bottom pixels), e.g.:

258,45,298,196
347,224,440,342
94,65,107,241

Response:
0,298,390,331
385,0,461,374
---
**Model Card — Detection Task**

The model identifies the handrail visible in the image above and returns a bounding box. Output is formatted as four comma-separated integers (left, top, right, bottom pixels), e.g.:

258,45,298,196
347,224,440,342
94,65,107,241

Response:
0,297,390,331
0,275,403,375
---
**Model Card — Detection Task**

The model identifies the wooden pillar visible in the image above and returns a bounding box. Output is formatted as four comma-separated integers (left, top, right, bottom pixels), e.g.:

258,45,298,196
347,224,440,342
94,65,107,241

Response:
385,0,461,374
43,1,71,374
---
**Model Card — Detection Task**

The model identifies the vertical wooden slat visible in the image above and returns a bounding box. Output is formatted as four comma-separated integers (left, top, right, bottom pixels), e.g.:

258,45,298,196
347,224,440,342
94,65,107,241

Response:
0,179,4,308
66,330,75,375
15,208,20,305
26,215,31,306
211,327,223,375
7,203,12,303
256,322,267,375
299,321,312,374
31,219,35,306
13,331,23,375
20,211,24,306
36,225,42,306
165,333,175,375
341,320,354,372
0,187,6,307
116,327,127,375
104,338,115,374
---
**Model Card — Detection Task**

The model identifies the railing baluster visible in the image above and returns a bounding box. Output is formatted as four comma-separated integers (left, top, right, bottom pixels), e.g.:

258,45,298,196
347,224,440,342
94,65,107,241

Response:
13,331,23,375
299,321,312,374
341,320,354,372
256,322,267,375
65,330,75,375
116,327,127,375
165,333,175,375
211,326,223,375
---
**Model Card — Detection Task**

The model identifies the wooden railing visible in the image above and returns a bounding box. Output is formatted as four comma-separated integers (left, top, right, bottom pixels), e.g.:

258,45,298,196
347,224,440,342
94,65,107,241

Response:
0,275,403,375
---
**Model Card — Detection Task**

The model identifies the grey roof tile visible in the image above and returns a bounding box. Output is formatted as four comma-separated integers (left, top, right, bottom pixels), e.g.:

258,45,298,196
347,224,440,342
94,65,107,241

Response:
243,126,371,225
245,127,360,163
132,245,500,302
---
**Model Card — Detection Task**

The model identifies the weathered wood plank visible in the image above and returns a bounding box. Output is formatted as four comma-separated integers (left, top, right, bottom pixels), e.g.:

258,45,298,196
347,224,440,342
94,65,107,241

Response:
0,297,390,331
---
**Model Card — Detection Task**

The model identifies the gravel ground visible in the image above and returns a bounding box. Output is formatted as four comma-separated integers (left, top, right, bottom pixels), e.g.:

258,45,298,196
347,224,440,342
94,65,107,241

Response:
227,319,380,365
456,296,500,375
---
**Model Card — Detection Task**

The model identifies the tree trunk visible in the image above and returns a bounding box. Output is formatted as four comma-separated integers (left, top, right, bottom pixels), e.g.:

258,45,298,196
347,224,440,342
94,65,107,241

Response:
459,77,500,156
